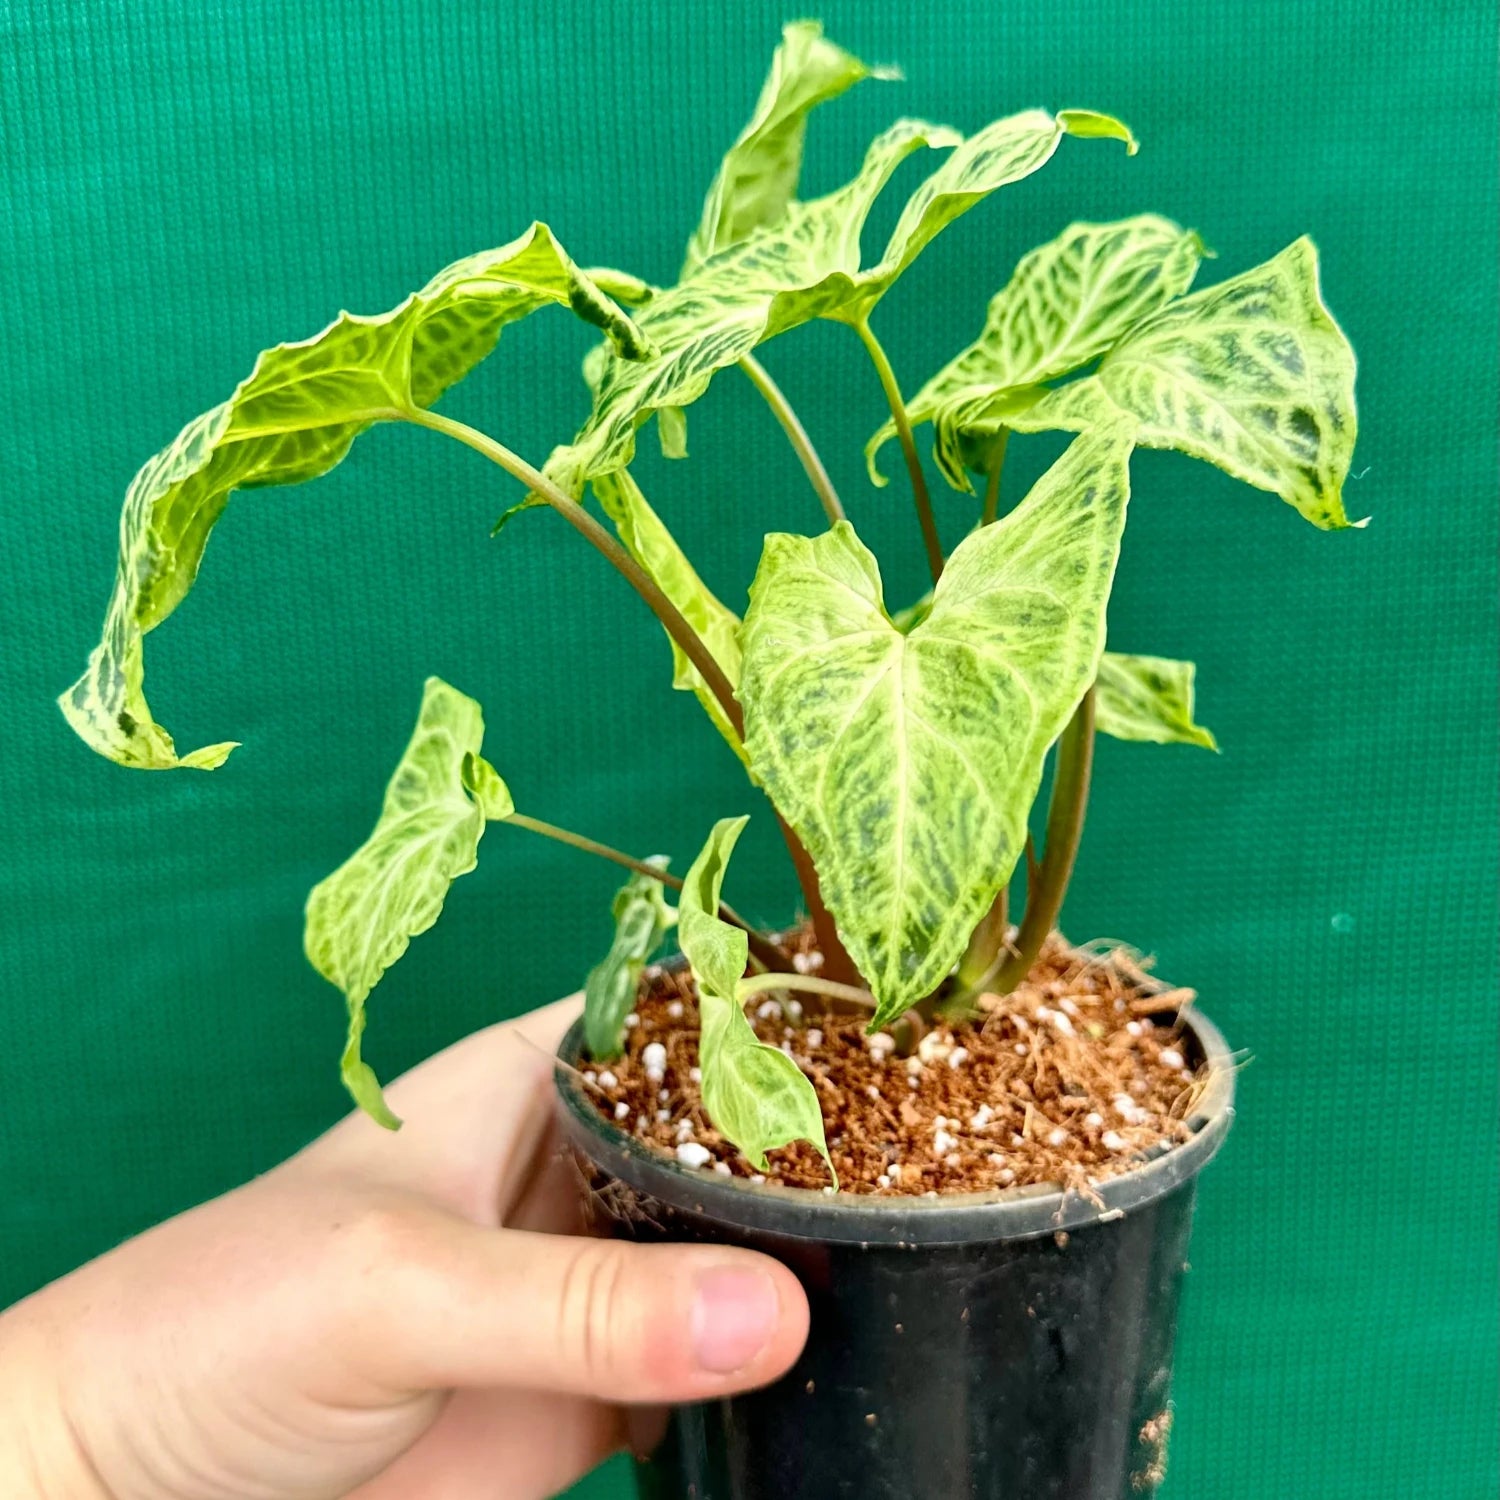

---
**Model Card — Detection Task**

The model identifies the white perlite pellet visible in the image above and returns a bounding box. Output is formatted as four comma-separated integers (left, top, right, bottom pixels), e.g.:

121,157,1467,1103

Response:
642,1041,667,1076
597,1070,618,1089
713,1161,732,1176
613,1102,630,1121
1038,1006,1075,1039
656,1109,670,1124
1047,1128,1068,1147
933,1129,958,1155
792,950,813,973
666,1000,684,1019
1160,1048,1186,1071
1102,1131,1127,1152
756,1000,780,1020
970,1104,994,1130
917,1031,951,1064
867,1032,897,1059
675,1142,712,1169
946,1047,969,1070
806,1028,823,1049
1113,1093,1148,1125
624,1013,639,1030
689,1066,702,1083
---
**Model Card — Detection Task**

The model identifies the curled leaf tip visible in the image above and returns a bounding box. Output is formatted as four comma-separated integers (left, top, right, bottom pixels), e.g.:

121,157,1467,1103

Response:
1057,109,1138,154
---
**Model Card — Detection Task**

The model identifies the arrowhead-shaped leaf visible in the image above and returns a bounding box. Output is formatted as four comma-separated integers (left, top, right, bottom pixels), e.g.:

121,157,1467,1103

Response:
583,860,676,1061
61,224,650,771
740,428,1132,1027
1090,236,1359,528
591,470,747,763
547,110,1132,491
1096,652,1217,749
679,817,832,1177
868,215,1205,488
684,20,886,274
305,677,505,1127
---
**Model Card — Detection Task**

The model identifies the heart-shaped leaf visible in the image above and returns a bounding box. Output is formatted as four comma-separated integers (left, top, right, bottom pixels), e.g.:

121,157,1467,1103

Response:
1096,652,1217,749
868,215,1205,488
591,471,747,763
305,678,506,1128
61,224,649,771
546,110,1132,492
684,20,887,274
583,860,676,1061
1091,236,1359,528
740,428,1132,1027
679,817,832,1177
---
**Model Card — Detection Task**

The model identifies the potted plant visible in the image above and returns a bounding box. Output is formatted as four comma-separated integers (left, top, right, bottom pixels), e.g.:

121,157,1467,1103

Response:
61,21,1358,1499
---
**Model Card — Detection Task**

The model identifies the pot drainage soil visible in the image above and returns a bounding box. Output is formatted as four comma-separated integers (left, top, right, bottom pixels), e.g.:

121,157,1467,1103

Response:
573,929,1212,1195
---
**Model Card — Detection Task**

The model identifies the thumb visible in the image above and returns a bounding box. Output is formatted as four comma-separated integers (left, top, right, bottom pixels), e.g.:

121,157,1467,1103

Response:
349,1205,809,1404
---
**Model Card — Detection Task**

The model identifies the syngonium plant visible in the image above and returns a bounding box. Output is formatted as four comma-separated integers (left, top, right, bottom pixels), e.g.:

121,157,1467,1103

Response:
61,23,1358,1178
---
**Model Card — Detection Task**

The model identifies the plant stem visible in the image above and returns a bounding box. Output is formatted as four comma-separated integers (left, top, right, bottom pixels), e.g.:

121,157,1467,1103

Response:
854,317,943,585
404,406,744,742
736,971,874,1009
504,812,786,972
979,429,1010,526
954,884,1008,997
738,354,845,526
993,686,1097,993
775,813,860,986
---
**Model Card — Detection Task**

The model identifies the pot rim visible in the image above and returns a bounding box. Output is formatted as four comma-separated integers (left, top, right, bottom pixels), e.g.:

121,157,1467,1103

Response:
554,1000,1235,1247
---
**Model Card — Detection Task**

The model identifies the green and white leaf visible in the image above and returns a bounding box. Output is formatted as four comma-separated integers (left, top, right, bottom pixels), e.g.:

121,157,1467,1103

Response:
1096,652,1217,749
1088,236,1359,528
61,223,650,771
684,20,887,273
868,215,1204,488
679,817,832,1177
583,860,676,1061
546,110,1132,491
592,470,747,763
305,678,502,1128
656,405,689,459
739,427,1132,1028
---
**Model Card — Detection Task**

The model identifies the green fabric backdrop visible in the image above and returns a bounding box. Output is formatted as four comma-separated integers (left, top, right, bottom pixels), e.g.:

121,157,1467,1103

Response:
2,3,1495,1495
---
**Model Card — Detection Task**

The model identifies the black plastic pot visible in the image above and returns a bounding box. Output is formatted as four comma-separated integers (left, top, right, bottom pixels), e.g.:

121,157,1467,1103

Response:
555,1004,1234,1500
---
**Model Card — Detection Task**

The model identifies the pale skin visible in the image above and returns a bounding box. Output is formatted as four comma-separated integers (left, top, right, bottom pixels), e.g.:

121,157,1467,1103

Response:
0,998,810,1499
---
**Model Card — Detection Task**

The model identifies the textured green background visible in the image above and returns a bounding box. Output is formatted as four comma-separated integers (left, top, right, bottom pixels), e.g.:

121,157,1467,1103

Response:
2,2,1495,1496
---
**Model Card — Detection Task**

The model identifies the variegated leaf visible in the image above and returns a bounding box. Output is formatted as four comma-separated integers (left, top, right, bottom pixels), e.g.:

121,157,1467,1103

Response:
305,678,502,1128
838,112,1139,328
1090,237,1359,528
868,215,1204,488
591,471,747,763
583,860,676,1060
61,224,649,771
679,817,832,1176
740,428,1132,1027
546,110,1132,491
684,20,886,274
1096,652,1217,749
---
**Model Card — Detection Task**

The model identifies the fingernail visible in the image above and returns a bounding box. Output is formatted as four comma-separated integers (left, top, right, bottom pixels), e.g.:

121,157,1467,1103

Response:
691,1266,779,1374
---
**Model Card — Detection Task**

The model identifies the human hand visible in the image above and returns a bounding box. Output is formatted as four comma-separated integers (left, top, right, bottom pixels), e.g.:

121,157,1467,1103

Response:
0,997,809,1499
